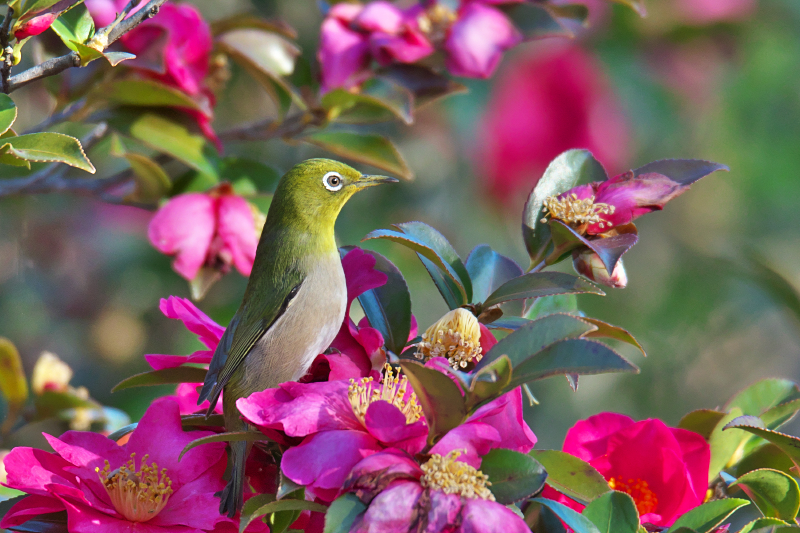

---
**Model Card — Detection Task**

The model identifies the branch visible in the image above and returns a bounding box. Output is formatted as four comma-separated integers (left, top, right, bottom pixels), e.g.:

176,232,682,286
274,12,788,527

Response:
5,0,169,93
218,111,327,143
1,7,14,93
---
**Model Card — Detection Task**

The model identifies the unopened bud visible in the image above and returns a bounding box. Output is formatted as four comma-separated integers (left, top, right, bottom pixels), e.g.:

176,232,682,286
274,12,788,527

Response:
415,308,483,369
572,250,628,289
32,351,73,395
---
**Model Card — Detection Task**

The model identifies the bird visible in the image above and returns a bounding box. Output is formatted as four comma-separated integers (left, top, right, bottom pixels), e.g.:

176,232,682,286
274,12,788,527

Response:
197,158,398,517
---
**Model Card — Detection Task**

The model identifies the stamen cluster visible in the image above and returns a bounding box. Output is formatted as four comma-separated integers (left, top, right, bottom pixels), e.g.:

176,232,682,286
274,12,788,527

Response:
415,308,483,369
417,4,458,43
608,476,658,515
541,193,616,229
96,453,173,523
420,450,495,501
348,363,423,424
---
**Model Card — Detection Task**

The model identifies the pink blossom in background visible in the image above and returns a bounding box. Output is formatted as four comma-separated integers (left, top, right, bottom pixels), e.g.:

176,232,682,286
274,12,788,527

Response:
0,398,250,532
543,413,710,527
675,0,756,25
444,2,521,78
479,45,631,204
148,185,260,283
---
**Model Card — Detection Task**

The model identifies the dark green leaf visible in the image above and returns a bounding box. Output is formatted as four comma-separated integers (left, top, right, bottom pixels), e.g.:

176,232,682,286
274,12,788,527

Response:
737,517,794,533
480,448,547,504
547,4,590,26
678,410,727,440
356,249,412,355
324,494,367,533
601,0,646,16
579,318,645,357
467,355,512,412
0,510,69,533
219,157,281,194
379,64,467,108
302,131,412,180
505,338,638,391
732,469,800,521
466,244,524,304
486,316,533,332
478,313,597,371
666,499,750,533
277,472,303,500
735,444,797,478
107,422,137,442
531,498,602,533
582,491,640,533
727,379,800,418
483,272,604,309
240,498,326,533
127,114,218,177
399,360,466,445
50,4,94,50
524,501,568,533
323,77,414,125
508,3,575,39
724,418,800,470
524,294,579,320
92,79,208,112
419,253,464,310
523,149,608,267
632,159,728,185
0,132,94,173
708,408,745,483
179,431,271,460
529,450,611,505
743,252,800,330
0,93,17,136
111,366,209,392
549,220,638,274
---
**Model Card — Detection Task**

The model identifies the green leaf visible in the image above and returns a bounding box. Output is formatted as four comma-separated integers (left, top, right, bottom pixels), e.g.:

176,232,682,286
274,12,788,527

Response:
0,132,94,173
467,355,512,412
107,422,137,442
531,498,602,533
529,450,611,505
482,272,604,309
582,491,640,533
127,114,218,177
548,220,639,274
678,409,727,440
71,41,134,67
667,499,750,533
323,77,414,125
399,360,466,445
355,249,412,356
547,4,590,26
601,0,647,16
508,3,577,39
522,149,608,268
120,152,171,203
324,494,367,533
505,338,638,391
708,408,745,483
0,94,17,136
363,226,468,306
478,313,596,371
632,159,728,185
724,419,800,471
486,316,534,332
219,158,281,193
735,444,797,478
379,64,467,108
179,431,271,460
727,379,800,418
524,294,579,320
480,448,547,504
240,494,327,533
111,366,209,392
50,4,94,51
0,338,28,428
743,252,800,330
0,129,30,168
92,79,208,113
732,469,800,521
465,244,524,305
301,131,412,180
737,517,794,533
579,318,646,357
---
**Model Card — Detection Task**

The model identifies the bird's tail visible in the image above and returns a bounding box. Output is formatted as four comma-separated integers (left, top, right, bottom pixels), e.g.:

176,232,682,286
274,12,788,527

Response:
219,439,247,518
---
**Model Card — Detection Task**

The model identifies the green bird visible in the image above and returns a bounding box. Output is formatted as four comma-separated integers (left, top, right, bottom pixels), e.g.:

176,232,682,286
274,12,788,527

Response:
198,158,397,517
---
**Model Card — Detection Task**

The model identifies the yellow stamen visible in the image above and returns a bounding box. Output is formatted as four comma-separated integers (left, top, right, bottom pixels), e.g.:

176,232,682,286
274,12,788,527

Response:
420,450,495,501
608,476,658,516
348,364,422,425
415,308,483,369
417,4,458,42
540,193,615,227
96,453,173,523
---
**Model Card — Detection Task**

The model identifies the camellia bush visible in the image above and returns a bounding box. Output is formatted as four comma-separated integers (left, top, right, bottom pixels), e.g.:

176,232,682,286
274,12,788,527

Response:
1,1,800,533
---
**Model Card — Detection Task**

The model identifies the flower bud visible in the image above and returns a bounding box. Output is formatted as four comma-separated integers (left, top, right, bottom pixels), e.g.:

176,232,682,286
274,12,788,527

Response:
31,351,73,395
415,308,483,369
572,250,628,289
13,12,57,40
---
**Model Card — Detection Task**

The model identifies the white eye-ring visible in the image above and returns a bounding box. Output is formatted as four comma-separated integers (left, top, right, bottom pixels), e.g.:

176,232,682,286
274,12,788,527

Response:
323,171,344,191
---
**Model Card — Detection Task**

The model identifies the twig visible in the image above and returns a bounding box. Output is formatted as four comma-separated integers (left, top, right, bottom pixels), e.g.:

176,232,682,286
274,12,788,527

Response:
218,111,327,143
5,0,168,93
24,97,87,133
0,7,14,93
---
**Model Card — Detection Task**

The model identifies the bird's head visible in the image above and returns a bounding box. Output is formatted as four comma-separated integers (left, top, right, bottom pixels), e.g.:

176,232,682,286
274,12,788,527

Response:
269,158,398,231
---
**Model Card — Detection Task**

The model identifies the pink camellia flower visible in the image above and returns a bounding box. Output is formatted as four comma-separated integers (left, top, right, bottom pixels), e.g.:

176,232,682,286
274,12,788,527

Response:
544,413,710,527
341,447,531,533
480,45,630,203
675,0,756,25
0,398,250,533
148,184,263,286
238,358,535,502
145,296,223,370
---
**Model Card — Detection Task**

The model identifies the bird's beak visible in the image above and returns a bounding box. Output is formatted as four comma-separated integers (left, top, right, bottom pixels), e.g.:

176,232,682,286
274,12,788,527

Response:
355,174,399,189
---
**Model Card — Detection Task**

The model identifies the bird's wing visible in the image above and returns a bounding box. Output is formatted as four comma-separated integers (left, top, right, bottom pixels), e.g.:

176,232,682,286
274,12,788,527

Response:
198,272,304,414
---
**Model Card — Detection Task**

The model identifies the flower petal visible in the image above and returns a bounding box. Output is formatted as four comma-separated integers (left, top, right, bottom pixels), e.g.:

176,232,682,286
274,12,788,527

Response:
444,3,521,79
363,400,428,453
150,459,227,529
563,412,635,462
461,498,533,533
342,248,388,311
217,195,259,276
148,195,216,281
3,447,75,495
352,480,423,533
157,296,225,350
318,17,371,91
0,494,65,529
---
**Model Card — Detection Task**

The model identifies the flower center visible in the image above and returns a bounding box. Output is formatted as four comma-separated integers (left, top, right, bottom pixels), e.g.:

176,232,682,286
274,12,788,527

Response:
96,453,173,523
541,194,616,230
348,363,422,425
417,3,458,43
415,308,483,369
420,450,495,501
608,476,658,516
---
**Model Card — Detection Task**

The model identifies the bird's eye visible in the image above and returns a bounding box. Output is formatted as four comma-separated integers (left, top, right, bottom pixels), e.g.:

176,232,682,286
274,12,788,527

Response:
323,171,344,192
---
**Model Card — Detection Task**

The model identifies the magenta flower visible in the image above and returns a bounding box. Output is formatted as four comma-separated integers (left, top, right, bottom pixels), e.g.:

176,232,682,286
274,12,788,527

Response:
443,2,521,78
572,249,628,289
480,46,630,203
544,413,710,527
0,398,243,533
145,296,223,370
341,448,531,533
148,184,262,285
13,12,58,39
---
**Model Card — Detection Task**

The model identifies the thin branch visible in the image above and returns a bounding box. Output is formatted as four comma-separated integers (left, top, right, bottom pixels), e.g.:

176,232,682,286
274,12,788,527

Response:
218,111,327,143
24,97,87,133
5,0,168,93
1,7,14,93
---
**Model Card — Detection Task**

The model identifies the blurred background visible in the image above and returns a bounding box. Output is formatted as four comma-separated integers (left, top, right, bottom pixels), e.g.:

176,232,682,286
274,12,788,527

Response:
3,0,800,450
